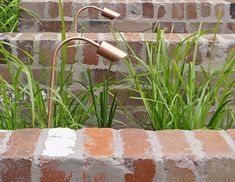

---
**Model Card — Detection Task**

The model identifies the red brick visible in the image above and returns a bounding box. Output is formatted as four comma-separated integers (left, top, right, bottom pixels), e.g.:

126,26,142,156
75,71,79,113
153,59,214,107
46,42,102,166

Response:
0,65,13,83
204,159,235,182
115,3,126,19
201,3,211,18
186,3,197,19
215,4,225,18
0,159,32,182
82,33,99,65
194,130,235,157
143,3,154,18
0,129,41,181
39,34,58,65
17,40,34,65
38,21,72,32
20,2,46,18
165,160,196,182
40,160,71,182
63,1,73,17
83,45,99,65
113,20,152,32
172,3,184,20
227,22,235,32
157,130,193,158
1,129,41,158
121,129,151,158
49,2,59,18
84,128,114,157
125,159,156,182
158,5,166,18
125,33,143,64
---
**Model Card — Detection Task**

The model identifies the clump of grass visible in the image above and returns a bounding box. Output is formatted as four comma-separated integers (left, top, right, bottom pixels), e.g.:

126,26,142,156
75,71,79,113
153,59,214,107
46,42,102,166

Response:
87,68,118,128
0,0,20,32
123,28,235,130
0,41,92,129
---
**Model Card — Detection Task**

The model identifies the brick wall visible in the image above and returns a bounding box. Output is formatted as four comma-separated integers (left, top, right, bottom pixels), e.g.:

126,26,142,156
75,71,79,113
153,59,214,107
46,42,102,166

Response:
19,0,235,33
0,32,234,84
1,128,235,181
0,32,234,122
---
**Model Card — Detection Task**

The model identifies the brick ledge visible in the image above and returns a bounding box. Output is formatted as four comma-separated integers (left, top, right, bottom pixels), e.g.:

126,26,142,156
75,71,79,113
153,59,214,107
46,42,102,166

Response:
1,128,235,181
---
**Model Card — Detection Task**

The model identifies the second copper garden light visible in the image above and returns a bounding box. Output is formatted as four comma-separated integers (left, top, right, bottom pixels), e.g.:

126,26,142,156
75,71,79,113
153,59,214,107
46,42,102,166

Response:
73,6,120,33
47,37,127,128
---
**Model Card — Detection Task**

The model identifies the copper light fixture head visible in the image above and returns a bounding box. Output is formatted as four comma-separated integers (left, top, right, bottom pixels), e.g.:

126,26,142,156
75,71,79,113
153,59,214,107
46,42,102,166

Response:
101,8,120,20
73,6,120,33
97,41,127,62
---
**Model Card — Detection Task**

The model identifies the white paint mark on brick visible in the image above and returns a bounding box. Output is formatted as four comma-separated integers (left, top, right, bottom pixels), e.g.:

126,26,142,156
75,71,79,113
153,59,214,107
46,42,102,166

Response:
184,131,204,159
113,130,123,158
219,130,235,153
42,128,76,157
0,131,12,155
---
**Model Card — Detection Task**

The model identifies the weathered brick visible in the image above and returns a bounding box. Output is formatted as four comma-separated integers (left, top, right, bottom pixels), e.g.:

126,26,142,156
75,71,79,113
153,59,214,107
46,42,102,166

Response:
125,159,156,182
164,159,196,182
40,160,71,182
194,130,235,157
172,3,184,20
201,3,211,18
121,129,151,158
0,129,41,181
113,20,152,32
49,2,59,18
157,5,166,18
17,40,34,65
215,4,225,18
157,130,193,158
186,3,197,19
143,3,154,18
84,128,114,157
227,22,235,32
230,3,235,19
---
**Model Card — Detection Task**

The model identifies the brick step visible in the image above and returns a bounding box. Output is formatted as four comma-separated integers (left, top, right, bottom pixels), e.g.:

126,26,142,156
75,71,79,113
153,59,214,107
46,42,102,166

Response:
0,32,234,84
19,0,235,33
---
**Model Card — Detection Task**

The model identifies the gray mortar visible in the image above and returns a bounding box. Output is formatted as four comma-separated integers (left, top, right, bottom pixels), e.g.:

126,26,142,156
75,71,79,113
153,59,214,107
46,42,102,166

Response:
31,129,49,182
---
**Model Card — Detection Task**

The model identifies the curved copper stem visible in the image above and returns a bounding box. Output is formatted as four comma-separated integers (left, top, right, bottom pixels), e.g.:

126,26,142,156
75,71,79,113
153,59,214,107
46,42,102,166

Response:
47,36,99,128
73,6,103,33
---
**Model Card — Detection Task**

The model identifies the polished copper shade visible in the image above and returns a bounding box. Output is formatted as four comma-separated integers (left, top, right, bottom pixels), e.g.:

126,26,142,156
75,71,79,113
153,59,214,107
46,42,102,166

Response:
73,6,120,33
97,41,127,62
47,36,127,128
101,8,120,20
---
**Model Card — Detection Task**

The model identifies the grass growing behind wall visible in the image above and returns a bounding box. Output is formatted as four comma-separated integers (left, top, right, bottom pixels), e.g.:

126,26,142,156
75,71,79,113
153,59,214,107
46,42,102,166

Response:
123,28,235,130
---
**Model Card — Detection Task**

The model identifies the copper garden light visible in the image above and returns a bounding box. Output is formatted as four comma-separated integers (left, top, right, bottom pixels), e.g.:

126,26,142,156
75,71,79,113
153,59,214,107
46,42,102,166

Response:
47,36,127,128
73,6,120,33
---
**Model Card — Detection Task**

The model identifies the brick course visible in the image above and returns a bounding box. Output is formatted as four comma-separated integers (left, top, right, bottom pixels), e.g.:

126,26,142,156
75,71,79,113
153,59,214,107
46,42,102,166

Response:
0,128,235,181
19,0,235,33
